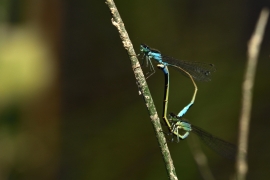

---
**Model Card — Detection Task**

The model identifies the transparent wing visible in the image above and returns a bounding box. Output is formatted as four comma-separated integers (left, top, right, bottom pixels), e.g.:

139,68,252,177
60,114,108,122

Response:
161,55,216,82
191,124,236,160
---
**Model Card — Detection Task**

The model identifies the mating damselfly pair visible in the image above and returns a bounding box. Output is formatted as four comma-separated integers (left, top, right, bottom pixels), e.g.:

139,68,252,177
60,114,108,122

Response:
140,44,236,160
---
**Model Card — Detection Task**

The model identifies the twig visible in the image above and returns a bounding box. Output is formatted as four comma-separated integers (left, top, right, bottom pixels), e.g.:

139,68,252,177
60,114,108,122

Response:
236,8,269,180
105,1,178,179
188,136,215,180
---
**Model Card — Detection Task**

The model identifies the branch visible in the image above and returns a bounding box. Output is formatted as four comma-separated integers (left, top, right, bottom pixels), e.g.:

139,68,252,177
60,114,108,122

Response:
105,1,178,179
236,8,269,180
188,137,215,180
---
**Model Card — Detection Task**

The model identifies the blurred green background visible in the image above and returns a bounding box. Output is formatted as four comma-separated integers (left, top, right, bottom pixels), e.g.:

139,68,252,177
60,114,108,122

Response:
0,0,270,179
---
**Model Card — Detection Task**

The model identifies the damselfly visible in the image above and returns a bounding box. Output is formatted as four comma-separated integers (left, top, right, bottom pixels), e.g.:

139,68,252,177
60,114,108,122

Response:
157,64,236,160
141,44,215,117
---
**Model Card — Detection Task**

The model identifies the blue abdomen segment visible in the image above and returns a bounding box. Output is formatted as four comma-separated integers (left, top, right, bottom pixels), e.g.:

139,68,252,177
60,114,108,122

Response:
177,103,193,117
148,51,164,64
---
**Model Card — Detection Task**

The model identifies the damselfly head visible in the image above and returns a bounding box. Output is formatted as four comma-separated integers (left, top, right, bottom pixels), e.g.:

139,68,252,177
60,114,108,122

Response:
169,113,177,118
140,44,150,53
168,113,180,122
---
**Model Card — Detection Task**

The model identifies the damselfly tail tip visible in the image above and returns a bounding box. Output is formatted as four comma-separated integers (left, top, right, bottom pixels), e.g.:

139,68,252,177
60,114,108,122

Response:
157,64,165,69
